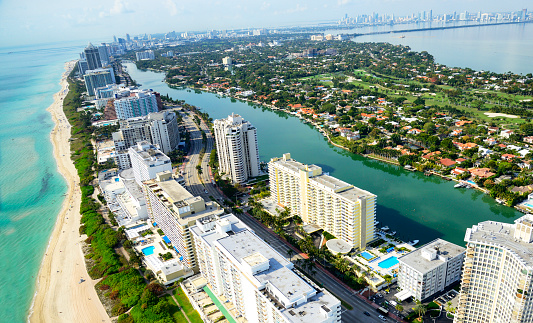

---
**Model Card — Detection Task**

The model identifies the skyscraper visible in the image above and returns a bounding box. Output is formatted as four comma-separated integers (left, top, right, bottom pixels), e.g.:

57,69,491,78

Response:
454,215,533,322
112,89,160,120
83,43,102,71
98,44,110,66
269,153,376,250
128,142,172,186
83,68,115,96
213,113,260,184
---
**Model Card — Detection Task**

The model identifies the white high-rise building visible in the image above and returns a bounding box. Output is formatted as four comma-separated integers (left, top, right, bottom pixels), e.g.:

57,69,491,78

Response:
269,153,376,250
113,89,160,120
113,111,180,169
135,50,155,61
213,113,260,184
191,217,341,323
143,174,224,270
84,68,115,96
128,142,172,186
398,239,465,302
455,215,533,323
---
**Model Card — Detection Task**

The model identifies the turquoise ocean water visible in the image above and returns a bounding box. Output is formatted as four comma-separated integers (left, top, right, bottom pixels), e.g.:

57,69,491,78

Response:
0,41,86,322
0,22,531,322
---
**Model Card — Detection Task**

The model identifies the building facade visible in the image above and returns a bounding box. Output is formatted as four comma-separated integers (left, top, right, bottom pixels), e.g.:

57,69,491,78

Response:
398,239,465,302
269,153,376,250
191,219,341,323
113,111,179,169
84,43,102,71
84,68,115,96
454,215,533,323
213,113,260,184
135,50,155,61
128,142,172,186
143,174,224,270
113,89,160,120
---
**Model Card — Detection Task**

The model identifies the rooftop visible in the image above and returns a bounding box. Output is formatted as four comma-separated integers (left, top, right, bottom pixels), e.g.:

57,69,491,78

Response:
399,238,465,273
466,215,533,267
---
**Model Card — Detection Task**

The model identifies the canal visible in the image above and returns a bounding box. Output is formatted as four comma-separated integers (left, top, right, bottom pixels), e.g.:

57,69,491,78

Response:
123,62,522,246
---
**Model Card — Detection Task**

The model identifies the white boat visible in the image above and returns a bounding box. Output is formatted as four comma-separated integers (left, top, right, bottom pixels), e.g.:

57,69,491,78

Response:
381,226,390,231
391,231,397,235
454,182,465,188
409,240,419,246
375,221,380,226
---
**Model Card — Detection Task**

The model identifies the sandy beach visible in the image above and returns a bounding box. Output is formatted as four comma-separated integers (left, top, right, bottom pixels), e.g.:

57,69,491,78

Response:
28,61,110,323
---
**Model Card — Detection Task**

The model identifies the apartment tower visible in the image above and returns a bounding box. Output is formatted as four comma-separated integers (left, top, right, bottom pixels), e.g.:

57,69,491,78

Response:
213,113,260,184
269,153,376,250
455,215,533,323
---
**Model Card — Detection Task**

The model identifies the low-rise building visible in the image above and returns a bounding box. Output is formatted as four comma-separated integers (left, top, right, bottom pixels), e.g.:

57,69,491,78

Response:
398,239,465,302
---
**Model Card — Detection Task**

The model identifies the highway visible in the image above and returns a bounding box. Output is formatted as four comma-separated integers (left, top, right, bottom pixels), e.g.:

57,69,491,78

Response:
179,109,398,323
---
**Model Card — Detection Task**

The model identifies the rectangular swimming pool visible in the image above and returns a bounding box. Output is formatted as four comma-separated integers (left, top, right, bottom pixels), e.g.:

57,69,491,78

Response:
378,256,399,269
360,251,374,260
142,246,155,256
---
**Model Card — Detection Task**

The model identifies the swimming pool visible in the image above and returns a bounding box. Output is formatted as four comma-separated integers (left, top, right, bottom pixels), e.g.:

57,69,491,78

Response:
523,202,533,208
142,246,155,256
360,251,374,260
378,256,399,269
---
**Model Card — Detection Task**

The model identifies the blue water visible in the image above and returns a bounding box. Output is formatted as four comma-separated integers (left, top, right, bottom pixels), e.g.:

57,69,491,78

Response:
142,246,155,256
378,257,399,269
360,251,374,260
0,41,87,322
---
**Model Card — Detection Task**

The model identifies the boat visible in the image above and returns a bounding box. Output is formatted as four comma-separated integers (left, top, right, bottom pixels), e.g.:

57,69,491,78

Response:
454,182,465,188
390,231,397,235
496,199,505,205
381,226,390,231
375,221,380,226
399,35,405,38
409,240,419,246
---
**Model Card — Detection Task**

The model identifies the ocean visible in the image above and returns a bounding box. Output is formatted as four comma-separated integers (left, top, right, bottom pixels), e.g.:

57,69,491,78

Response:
0,41,86,322
0,23,531,322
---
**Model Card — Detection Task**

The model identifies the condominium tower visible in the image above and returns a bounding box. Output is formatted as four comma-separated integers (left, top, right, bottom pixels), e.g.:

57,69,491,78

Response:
128,142,172,186
112,89,161,120
143,173,224,270
84,68,116,96
191,216,341,323
213,113,260,184
84,43,102,70
269,153,376,250
455,215,533,323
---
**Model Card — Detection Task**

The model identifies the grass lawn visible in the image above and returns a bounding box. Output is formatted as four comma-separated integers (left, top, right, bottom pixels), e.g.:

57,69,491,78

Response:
174,287,203,323
165,295,187,322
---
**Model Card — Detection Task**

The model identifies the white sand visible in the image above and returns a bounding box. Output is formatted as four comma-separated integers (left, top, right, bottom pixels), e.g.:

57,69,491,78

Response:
484,112,519,119
28,61,110,323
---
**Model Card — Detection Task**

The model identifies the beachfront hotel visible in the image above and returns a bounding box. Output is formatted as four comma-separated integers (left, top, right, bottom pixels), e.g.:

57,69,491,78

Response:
113,111,179,169
112,89,161,120
128,141,172,186
83,68,115,96
190,215,341,323
454,214,533,323
213,113,260,184
143,172,224,270
268,153,376,250
397,239,465,302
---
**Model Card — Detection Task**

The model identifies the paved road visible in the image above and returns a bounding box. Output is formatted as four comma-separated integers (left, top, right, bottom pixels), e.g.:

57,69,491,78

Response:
179,109,398,323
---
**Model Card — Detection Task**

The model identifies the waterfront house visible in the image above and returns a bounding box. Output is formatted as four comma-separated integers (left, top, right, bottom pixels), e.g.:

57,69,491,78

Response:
468,168,495,179
439,158,456,168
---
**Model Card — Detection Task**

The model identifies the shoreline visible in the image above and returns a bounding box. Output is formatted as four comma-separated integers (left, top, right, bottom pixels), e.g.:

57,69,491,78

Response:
28,61,110,323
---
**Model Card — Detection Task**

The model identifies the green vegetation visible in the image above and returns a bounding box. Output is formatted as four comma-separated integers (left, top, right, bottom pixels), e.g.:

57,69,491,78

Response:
173,287,203,323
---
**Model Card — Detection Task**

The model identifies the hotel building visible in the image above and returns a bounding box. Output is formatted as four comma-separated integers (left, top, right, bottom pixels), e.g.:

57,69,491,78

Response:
213,113,260,184
128,142,172,186
113,89,161,120
397,239,465,302
455,215,533,323
113,111,180,169
191,215,341,323
143,173,224,270
84,68,115,96
268,153,376,250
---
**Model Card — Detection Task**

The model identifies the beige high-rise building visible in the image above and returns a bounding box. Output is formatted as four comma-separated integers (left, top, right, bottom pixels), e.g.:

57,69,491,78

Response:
268,153,376,250
455,214,533,323
213,113,260,184
143,172,224,271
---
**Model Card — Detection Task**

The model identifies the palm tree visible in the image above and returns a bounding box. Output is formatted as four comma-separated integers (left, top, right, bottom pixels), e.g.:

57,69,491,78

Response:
395,304,404,313
286,249,294,262
414,303,427,321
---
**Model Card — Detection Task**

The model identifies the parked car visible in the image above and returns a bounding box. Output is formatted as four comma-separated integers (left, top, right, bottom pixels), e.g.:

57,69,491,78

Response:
364,311,371,316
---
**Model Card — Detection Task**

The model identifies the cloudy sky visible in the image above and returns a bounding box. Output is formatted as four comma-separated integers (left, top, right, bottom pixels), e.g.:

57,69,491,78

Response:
0,0,529,46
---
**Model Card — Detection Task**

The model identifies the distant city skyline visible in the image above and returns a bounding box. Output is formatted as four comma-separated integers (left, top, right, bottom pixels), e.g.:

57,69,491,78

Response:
0,0,530,46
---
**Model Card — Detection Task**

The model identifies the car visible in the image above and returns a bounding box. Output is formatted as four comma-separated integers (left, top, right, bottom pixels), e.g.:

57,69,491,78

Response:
363,311,370,316
378,315,387,321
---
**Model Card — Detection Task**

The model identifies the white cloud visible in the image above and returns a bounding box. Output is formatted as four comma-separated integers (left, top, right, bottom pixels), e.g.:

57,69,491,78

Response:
274,3,307,15
164,0,179,16
99,0,134,18
337,0,352,5
261,2,271,10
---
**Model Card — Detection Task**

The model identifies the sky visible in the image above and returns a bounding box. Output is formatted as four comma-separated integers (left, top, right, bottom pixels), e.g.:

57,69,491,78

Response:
0,0,530,47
